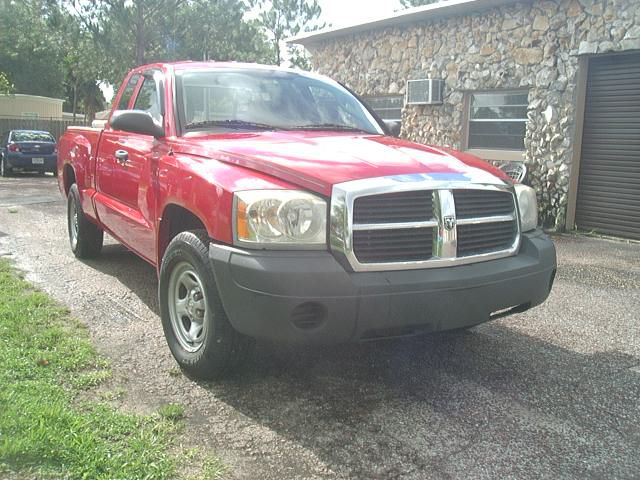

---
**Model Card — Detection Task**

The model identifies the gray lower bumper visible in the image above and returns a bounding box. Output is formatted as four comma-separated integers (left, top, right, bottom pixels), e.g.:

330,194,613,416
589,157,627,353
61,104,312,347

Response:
209,229,557,344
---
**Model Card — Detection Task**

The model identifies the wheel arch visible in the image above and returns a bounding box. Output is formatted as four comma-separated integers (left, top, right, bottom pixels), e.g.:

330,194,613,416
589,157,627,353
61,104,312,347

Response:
63,164,76,195
158,203,209,266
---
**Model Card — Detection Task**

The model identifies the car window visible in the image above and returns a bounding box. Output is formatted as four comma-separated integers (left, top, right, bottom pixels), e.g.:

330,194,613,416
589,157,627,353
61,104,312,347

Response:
178,70,382,134
11,131,55,142
117,74,140,111
133,76,162,123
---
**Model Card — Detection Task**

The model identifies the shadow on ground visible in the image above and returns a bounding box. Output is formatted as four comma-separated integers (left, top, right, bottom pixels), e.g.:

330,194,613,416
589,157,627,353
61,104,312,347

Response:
82,239,640,478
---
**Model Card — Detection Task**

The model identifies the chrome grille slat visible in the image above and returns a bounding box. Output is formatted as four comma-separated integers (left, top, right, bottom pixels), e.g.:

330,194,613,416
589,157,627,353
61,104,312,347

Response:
353,220,438,231
456,215,514,225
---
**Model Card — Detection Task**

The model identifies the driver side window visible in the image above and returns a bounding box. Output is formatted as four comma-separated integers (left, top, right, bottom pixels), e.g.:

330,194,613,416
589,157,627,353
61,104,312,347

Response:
133,75,162,124
117,74,140,111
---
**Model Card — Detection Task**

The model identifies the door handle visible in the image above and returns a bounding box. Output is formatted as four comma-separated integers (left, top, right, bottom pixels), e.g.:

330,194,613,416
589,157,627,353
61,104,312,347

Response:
115,150,129,165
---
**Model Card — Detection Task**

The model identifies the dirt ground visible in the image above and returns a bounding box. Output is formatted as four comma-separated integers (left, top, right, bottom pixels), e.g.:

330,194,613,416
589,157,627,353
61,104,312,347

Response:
1,175,639,479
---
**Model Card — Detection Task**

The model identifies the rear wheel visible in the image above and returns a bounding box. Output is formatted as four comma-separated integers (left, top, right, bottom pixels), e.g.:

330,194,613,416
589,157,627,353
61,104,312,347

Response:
159,230,254,379
0,155,11,177
67,183,103,258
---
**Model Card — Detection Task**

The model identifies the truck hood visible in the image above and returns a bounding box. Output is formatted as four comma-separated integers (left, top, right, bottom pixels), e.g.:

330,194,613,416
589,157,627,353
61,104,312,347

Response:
179,131,510,196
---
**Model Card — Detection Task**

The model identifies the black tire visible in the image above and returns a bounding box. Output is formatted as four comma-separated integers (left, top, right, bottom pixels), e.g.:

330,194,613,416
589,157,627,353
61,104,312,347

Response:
159,230,254,379
67,183,104,258
0,155,11,177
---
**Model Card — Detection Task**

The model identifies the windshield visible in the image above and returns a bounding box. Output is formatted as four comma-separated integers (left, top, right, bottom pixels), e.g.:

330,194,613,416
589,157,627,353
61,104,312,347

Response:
11,131,55,142
176,69,383,135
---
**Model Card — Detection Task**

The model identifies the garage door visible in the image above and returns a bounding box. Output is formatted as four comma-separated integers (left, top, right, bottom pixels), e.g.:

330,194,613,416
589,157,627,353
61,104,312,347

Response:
575,52,640,240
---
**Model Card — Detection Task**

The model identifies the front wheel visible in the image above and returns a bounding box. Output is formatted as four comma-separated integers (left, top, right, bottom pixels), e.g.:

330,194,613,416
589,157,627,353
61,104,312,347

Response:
67,183,104,258
159,230,254,379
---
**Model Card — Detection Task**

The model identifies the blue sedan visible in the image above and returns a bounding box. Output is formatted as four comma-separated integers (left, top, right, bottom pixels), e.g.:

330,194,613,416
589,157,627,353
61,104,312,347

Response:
1,129,58,177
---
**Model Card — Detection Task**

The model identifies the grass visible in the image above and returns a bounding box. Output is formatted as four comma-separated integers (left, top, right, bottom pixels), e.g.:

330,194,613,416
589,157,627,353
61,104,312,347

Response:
0,259,224,479
158,403,186,422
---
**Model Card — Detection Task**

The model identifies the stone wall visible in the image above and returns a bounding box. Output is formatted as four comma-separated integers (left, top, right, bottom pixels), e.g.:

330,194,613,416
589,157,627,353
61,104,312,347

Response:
304,0,640,229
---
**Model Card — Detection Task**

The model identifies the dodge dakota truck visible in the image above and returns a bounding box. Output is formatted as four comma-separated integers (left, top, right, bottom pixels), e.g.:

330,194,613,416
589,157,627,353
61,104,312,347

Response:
58,62,556,379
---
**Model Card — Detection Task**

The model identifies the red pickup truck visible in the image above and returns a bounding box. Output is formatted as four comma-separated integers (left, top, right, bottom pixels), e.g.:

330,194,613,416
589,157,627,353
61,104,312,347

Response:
58,62,556,379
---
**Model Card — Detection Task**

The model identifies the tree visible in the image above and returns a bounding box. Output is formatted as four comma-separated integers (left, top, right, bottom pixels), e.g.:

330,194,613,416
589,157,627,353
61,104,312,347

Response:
67,0,276,85
67,0,186,84
0,72,14,95
400,0,441,7
172,0,274,64
252,0,325,66
0,0,278,117
0,0,66,98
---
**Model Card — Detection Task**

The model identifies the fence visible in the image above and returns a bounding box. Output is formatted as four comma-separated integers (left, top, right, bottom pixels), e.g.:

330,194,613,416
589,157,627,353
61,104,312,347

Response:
0,116,90,141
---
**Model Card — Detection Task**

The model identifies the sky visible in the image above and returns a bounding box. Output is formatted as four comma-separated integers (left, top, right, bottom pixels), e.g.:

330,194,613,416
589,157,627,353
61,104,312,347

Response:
317,0,403,28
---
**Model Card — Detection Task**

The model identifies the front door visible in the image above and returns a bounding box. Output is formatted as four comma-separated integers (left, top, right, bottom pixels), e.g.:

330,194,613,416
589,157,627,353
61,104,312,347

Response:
95,71,164,262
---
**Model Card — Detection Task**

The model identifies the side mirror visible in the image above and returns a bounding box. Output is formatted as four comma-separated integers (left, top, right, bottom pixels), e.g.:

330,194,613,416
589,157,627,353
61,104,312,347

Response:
384,120,401,138
110,110,164,138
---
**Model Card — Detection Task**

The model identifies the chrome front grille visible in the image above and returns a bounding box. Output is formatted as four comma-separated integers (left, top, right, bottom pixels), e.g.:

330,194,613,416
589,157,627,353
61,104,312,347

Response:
330,175,520,272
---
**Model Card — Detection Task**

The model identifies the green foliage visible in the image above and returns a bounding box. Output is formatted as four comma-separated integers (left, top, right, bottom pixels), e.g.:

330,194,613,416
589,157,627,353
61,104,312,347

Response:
0,0,276,112
0,259,184,479
171,0,275,64
252,0,325,66
68,0,277,84
400,0,441,7
158,403,186,421
0,72,13,95
0,0,66,98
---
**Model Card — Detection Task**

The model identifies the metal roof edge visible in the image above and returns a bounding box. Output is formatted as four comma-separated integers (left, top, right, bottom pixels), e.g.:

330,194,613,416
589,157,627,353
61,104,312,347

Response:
288,0,522,46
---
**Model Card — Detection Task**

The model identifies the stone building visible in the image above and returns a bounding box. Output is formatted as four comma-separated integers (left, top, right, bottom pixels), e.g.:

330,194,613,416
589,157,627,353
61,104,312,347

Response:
291,0,640,239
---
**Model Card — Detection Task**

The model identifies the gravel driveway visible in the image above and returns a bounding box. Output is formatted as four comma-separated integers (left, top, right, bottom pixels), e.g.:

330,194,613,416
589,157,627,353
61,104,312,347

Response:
1,175,639,479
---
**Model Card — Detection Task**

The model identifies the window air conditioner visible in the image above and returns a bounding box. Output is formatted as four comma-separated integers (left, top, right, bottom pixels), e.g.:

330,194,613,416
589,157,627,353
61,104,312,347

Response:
406,79,444,105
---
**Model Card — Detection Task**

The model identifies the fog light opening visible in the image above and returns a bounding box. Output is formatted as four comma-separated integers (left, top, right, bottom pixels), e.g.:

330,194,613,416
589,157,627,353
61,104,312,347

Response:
290,302,327,331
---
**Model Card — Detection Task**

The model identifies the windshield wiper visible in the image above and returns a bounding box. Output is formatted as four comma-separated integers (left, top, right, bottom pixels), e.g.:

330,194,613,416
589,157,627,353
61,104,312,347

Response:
289,123,371,133
185,119,279,131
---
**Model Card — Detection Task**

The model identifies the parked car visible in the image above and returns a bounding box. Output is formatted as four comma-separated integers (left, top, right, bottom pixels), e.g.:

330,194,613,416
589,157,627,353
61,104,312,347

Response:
57,62,557,379
0,129,58,177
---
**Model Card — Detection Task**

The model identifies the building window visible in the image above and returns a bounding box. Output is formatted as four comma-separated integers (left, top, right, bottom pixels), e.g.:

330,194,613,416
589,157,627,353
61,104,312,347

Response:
468,91,528,150
363,95,403,122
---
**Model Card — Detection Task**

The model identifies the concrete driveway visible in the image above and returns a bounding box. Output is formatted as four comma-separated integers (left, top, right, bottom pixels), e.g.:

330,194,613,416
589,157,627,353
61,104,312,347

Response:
0,175,639,479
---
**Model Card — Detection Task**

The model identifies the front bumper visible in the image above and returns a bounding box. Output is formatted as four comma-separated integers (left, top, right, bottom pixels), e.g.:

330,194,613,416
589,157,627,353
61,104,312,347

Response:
209,229,557,344
6,153,57,171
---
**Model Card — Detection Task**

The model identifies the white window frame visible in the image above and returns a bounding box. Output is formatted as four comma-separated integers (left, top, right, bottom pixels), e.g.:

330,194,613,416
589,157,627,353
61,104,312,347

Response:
464,90,528,162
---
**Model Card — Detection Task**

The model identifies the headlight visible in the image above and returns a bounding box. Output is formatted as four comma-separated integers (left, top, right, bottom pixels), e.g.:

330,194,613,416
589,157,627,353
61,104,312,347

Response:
514,184,538,232
234,190,327,248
